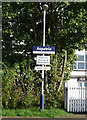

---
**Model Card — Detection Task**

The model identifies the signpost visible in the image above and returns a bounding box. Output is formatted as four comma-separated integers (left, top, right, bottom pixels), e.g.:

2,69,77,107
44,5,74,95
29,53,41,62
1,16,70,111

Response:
36,56,50,65
33,4,55,111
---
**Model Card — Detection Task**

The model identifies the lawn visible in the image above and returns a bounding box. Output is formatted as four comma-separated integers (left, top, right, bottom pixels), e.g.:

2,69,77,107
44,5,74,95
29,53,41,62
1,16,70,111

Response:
2,107,71,118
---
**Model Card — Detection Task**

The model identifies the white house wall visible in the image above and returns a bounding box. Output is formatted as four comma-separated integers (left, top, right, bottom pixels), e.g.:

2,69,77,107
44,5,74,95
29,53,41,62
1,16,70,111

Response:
71,70,87,77
65,78,78,87
75,49,87,55
64,49,87,112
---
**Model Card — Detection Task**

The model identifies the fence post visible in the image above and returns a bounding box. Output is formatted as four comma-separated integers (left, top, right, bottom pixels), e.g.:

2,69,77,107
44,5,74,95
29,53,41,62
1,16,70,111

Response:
64,84,66,109
67,87,69,112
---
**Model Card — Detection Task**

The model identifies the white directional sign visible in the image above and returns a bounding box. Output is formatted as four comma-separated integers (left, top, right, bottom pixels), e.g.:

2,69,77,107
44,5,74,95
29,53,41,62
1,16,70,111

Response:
35,66,50,71
36,56,50,65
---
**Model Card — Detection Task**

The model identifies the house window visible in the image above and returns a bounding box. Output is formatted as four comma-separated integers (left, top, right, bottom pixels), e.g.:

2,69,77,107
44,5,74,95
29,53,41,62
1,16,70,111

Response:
78,83,82,87
78,63,84,69
74,55,87,70
78,55,84,61
84,83,87,87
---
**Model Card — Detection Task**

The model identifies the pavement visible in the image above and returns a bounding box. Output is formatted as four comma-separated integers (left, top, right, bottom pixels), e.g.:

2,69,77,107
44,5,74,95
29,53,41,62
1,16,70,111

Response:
1,114,87,120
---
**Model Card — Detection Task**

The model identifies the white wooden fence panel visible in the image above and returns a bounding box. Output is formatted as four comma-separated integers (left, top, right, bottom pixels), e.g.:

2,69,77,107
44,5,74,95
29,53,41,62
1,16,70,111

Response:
65,87,87,112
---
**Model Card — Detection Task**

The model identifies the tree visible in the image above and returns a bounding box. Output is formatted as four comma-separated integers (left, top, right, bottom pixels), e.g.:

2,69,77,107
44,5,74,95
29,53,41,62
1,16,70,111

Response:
2,2,87,63
2,2,87,108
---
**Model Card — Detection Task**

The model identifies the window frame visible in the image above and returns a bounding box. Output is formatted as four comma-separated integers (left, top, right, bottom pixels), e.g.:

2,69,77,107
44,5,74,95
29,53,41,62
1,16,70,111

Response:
86,55,87,61
74,54,87,70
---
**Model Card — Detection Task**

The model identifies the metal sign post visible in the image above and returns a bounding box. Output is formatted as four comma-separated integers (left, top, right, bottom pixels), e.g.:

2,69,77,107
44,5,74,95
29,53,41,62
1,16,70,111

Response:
33,4,55,111
40,4,48,111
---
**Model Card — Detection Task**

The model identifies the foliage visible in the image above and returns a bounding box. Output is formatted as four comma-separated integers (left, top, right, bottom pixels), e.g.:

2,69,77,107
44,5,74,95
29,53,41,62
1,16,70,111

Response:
2,51,74,108
2,57,42,108
44,49,75,108
2,2,87,63
2,2,87,108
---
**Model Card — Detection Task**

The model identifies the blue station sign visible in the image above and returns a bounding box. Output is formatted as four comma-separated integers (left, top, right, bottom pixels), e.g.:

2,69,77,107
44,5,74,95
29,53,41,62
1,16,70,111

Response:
33,46,55,54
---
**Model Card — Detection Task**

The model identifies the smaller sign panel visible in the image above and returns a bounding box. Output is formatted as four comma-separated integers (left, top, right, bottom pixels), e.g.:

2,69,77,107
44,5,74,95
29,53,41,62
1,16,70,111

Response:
36,56,50,65
35,66,50,71
33,46,55,54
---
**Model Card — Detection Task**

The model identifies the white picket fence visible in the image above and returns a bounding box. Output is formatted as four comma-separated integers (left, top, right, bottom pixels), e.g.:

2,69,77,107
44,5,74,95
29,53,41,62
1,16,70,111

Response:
64,87,87,112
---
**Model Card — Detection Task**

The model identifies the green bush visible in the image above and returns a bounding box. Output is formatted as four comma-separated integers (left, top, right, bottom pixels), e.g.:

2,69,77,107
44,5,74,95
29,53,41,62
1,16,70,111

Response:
2,51,75,109
2,57,41,108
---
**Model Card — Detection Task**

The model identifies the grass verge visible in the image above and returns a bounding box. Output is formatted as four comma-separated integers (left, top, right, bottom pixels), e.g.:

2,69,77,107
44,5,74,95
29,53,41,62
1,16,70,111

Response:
2,107,71,118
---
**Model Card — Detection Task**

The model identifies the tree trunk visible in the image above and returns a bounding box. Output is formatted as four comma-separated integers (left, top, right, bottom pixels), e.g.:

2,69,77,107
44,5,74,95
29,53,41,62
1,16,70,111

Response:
54,54,58,91
58,50,67,92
